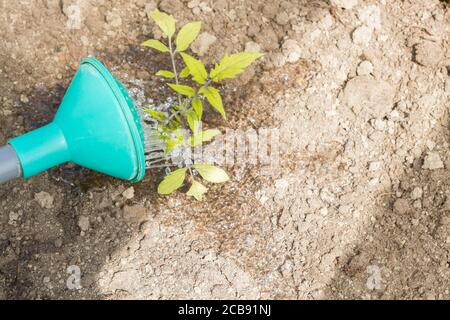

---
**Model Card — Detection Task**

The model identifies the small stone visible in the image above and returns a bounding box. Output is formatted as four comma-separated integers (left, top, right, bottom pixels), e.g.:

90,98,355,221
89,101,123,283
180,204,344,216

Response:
78,216,90,232
275,12,290,25
372,118,386,131
20,94,29,104
319,207,328,216
282,39,302,63
191,32,217,56
43,277,50,284
357,60,374,75
106,11,122,28
244,41,261,53
413,200,422,209
368,161,382,171
122,187,135,200
411,187,423,200
9,211,20,222
262,2,279,19
358,5,382,31
123,205,148,224
270,53,287,68
393,198,411,214
352,25,373,46
422,152,444,170
198,2,212,13
414,41,444,67
34,192,54,209
54,239,63,248
343,76,395,118
275,179,289,194
331,0,358,10
320,188,336,203
187,0,200,8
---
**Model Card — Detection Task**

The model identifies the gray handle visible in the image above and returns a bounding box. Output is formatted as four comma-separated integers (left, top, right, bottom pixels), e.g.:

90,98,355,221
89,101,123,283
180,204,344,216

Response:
0,145,21,184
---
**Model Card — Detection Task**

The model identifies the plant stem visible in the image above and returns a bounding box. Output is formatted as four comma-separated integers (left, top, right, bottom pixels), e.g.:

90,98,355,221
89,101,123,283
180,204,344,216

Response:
168,38,182,107
188,166,194,178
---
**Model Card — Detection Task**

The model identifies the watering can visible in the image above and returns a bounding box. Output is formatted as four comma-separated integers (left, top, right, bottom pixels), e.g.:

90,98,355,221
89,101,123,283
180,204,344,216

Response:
0,57,147,184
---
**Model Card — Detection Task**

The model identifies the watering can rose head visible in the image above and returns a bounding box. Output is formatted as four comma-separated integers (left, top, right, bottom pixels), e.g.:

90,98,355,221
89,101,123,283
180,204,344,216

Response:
1,58,146,184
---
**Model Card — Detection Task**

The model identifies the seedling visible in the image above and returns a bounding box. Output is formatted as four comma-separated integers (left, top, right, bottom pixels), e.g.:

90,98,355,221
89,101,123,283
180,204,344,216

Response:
142,9,263,200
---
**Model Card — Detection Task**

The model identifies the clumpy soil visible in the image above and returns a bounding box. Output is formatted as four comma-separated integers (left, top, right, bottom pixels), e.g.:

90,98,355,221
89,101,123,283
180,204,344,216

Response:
0,0,449,299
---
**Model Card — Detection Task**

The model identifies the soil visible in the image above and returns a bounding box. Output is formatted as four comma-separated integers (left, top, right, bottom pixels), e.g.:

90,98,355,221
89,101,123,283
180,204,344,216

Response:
0,0,449,299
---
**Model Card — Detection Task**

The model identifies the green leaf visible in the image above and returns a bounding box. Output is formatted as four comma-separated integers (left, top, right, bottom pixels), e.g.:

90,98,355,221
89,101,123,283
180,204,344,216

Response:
187,180,208,201
165,129,185,152
157,168,187,195
210,52,264,82
155,70,175,78
189,129,221,147
168,84,196,97
192,164,230,183
150,9,176,38
199,87,226,119
173,104,184,112
141,39,170,52
180,52,208,84
176,21,201,52
186,108,200,133
180,67,190,78
143,108,166,121
192,98,203,119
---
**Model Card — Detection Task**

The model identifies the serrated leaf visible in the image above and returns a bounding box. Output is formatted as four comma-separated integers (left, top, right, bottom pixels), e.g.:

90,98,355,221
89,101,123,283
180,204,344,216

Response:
176,21,201,52
186,108,200,133
187,180,208,201
189,129,221,147
157,168,187,195
192,98,203,119
141,39,170,52
192,164,230,183
210,52,264,82
150,9,176,38
180,66,190,78
199,87,226,119
143,108,166,121
155,70,175,78
168,84,196,97
180,52,208,84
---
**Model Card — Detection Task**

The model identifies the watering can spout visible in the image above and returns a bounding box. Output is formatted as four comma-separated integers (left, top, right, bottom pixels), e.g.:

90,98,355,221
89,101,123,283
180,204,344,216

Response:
0,57,146,185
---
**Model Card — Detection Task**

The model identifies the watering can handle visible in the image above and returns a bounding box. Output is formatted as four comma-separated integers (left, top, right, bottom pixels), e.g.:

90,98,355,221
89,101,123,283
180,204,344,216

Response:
0,145,21,184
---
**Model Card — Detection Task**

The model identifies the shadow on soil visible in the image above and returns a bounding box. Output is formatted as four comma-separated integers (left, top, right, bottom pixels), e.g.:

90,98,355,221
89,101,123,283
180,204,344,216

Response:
322,118,450,299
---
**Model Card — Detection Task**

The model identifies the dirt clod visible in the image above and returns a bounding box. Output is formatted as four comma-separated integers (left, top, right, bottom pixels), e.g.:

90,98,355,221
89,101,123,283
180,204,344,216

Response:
78,216,90,232
422,152,444,170
34,192,54,209
191,32,217,56
123,205,148,224
122,187,135,200
343,76,395,118
414,41,444,67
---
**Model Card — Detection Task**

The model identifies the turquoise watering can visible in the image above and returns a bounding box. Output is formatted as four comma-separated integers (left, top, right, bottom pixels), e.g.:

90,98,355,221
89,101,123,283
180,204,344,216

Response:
0,57,146,184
